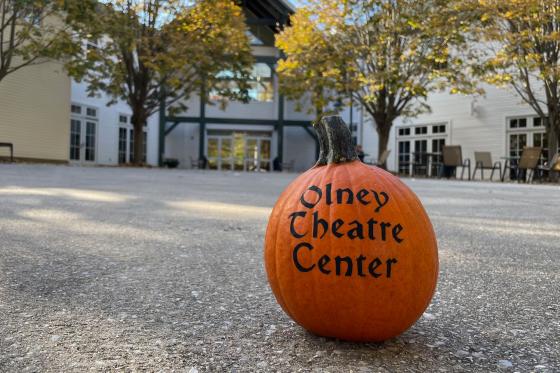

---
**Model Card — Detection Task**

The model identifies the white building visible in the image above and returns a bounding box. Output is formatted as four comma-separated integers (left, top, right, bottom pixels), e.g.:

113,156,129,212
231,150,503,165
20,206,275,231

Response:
10,0,548,176
374,84,552,176
68,0,340,172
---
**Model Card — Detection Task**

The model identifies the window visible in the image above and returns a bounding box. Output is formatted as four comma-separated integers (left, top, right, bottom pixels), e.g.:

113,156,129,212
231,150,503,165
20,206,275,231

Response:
246,30,264,46
119,115,128,124
432,124,446,134
397,122,448,176
70,104,98,163
533,117,548,127
69,120,81,161
398,128,410,137
398,141,411,174
118,128,127,164
533,132,549,165
509,118,527,129
85,122,96,161
210,63,274,103
249,63,273,102
86,108,97,118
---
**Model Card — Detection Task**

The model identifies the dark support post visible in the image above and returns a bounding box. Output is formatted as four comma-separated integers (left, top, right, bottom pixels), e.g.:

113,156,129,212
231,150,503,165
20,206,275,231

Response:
303,126,319,161
276,93,284,168
198,84,206,162
349,95,354,134
158,85,166,167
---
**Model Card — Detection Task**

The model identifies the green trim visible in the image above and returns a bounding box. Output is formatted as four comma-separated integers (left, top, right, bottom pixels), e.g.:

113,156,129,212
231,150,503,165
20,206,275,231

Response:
198,84,207,161
255,56,278,66
166,116,311,127
158,86,166,167
165,121,180,136
276,93,285,164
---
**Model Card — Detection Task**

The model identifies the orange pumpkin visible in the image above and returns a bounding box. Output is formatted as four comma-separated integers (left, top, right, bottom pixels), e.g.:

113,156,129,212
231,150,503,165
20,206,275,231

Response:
264,116,438,342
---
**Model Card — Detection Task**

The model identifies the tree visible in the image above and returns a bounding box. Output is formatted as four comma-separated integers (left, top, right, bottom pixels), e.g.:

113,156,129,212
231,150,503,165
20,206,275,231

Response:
276,0,479,168
468,0,560,165
70,0,253,164
0,0,89,84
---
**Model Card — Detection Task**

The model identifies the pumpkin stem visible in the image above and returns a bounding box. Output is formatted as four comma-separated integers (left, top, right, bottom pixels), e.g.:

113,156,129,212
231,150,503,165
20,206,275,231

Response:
314,115,358,166
313,118,330,166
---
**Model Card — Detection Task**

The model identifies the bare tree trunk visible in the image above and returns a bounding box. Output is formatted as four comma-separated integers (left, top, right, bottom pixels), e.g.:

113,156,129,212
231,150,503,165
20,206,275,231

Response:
131,110,147,165
376,123,392,170
548,116,559,181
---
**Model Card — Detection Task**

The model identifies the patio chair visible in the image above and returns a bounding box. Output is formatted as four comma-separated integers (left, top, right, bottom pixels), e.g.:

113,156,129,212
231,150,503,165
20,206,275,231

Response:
190,156,208,169
512,147,542,183
536,152,560,181
472,151,502,181
439,145,471,180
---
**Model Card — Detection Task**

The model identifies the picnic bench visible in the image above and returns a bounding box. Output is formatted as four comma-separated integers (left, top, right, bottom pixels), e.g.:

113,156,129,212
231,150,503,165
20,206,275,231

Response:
0,142,14,162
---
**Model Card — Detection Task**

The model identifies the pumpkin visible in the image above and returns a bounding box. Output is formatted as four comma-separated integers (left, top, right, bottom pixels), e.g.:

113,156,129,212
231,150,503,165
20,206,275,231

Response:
264,116,438,342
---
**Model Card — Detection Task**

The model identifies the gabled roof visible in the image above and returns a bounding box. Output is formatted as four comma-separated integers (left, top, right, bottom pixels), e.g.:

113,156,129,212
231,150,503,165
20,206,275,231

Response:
242,0,294,27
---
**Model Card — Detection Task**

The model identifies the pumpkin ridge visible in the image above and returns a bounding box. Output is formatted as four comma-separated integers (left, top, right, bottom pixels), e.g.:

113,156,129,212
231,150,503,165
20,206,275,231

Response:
383,172,439,334
270,167,322,323
345,162,371,339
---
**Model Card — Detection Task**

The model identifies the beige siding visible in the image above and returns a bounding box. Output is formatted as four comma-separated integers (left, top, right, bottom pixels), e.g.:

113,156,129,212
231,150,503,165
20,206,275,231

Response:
0,61,70,162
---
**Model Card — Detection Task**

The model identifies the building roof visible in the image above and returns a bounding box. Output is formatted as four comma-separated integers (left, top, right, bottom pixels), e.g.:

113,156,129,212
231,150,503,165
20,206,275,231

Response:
243,0,294,27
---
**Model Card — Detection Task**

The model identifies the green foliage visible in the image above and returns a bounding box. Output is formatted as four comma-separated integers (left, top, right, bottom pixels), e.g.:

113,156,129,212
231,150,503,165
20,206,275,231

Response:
276,0,480,162
0,0,92,82
67,0,254,164
467,0,560,160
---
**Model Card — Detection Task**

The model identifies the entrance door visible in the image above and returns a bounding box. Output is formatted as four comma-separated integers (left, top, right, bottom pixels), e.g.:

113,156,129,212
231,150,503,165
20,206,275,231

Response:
69,119,96,163
397,141,411,175
244,136,271,171
207,136,234,170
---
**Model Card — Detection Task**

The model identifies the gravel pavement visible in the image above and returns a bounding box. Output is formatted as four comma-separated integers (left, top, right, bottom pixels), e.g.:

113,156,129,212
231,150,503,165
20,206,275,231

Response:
0,164,559,372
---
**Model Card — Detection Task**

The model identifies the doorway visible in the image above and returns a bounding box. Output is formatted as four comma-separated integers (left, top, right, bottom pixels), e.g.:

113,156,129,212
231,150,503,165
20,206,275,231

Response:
207,135,234,171
245,136,271,171
69,119,96,163
206,130,272,172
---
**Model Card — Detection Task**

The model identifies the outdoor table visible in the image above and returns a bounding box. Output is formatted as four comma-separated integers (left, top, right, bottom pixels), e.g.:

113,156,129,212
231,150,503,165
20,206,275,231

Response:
500,156,520,182
412,152,441,177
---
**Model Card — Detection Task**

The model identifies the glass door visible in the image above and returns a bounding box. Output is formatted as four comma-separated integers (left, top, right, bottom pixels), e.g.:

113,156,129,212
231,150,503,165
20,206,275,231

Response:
245,137,259,171
259,138,271,171
397,141,411,175
69,119,96,163
207,135,234,171
414,139,428,176
244,136,272,172
220,137,233,171
69,119,81,161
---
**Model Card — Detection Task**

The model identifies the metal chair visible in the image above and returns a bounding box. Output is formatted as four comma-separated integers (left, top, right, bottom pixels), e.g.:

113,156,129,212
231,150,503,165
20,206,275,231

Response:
472,152,502,181
440,145,471,180
512,147,542,183
536,152,560,181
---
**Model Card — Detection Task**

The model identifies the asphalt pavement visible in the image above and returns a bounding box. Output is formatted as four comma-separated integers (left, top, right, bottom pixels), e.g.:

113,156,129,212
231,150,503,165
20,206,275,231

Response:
0,164,558,372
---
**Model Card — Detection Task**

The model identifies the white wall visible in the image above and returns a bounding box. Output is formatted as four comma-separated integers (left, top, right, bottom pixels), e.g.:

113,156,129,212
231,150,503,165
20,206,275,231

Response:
71,81,159,166
385,84,537,172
